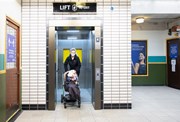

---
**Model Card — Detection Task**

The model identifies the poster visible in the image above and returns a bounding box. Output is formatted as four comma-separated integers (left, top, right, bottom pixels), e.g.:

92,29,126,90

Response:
132,40,147,75
170,43,178,59
7,34,16,62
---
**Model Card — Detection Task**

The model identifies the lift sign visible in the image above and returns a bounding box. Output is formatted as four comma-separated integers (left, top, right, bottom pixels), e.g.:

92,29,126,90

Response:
53,3,96,12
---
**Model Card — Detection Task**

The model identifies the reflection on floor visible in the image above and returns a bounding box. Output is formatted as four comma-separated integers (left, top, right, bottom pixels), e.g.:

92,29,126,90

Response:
15,86,180,122
56,88,91,103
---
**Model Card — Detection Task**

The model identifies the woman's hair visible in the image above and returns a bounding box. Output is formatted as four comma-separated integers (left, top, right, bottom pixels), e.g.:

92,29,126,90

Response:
139,52,146,63
139,52,145,56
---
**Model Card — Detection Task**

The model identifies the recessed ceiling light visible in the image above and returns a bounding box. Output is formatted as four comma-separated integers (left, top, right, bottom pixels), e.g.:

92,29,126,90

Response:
136,17,144,23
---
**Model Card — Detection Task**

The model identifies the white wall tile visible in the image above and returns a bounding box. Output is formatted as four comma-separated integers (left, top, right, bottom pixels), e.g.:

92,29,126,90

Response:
22,0,131,106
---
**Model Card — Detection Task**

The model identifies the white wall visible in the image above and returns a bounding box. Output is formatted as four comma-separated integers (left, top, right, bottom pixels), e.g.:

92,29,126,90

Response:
132,0,180,14
132,30,178,56
132,0,180,57
132,30,166,56
0,0,21,54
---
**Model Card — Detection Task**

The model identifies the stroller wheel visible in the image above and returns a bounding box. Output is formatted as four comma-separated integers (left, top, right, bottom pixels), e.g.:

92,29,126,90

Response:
78,101,81,108
61,95,64,103
64,103,67,109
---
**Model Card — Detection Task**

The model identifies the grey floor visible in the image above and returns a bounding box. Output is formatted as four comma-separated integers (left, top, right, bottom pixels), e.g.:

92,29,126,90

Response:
15,86,180,122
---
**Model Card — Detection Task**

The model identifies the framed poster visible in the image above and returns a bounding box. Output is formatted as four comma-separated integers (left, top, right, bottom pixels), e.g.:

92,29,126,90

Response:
132,40,148,76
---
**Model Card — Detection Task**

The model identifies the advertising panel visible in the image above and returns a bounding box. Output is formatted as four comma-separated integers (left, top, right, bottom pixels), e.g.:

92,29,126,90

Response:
132,40,147,75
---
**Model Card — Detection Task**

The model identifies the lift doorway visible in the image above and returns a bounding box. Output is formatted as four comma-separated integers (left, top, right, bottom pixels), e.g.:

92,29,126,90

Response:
47,20,102,110
55,27,94,104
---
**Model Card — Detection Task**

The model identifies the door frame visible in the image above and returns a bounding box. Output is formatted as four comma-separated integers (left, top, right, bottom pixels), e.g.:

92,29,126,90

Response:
166,37,180,88
5,16,21,121
47,20,102,110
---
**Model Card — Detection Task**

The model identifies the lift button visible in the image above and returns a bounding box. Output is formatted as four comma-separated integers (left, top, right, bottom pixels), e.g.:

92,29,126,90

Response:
96,68,100,81
96,37,100,42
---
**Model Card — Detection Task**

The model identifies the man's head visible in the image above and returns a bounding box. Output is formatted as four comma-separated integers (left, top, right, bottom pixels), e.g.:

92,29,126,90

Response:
70,48,76,57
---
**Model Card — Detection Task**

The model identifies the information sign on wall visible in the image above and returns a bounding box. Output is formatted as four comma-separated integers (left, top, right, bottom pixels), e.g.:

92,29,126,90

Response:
170,43,178,59
7,34,16,62
53,2,96,12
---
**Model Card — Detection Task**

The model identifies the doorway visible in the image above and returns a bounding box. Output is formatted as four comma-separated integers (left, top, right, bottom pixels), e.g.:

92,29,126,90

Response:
47,20,102,110
167,38,180,89
6,17,20,120
55,27,94,104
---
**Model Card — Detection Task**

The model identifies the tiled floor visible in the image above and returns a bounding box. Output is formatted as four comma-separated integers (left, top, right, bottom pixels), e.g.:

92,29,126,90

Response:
15,86,180,122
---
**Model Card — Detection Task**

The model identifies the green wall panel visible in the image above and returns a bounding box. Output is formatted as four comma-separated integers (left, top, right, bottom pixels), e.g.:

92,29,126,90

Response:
0,71,22,121
0,74,6,122
0,54,4,70
132,64,167,86
148,56,166,63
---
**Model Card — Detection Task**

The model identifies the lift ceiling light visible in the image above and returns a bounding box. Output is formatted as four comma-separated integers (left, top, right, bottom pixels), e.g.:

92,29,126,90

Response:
67,30,80,33
67,36,77,40
136,17,144,23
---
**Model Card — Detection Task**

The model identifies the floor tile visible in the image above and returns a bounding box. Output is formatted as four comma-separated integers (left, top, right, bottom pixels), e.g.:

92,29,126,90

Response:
15,87,180,122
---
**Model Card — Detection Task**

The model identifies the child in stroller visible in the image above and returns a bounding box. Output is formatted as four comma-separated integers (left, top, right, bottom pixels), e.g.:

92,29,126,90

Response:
61,70,81,108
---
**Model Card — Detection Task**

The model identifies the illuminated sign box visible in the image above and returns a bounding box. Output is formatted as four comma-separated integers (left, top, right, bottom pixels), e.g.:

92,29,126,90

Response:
53,2,97,13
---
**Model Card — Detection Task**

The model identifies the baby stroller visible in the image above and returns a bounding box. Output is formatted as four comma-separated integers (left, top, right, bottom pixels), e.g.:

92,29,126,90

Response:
61,70,81,108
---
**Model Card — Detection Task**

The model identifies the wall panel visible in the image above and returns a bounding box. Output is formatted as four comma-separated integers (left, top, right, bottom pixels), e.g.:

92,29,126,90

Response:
22,0,131,109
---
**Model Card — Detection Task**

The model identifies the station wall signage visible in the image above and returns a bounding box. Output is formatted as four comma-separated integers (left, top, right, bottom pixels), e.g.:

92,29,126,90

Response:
53,2,97,12
7,34,16,63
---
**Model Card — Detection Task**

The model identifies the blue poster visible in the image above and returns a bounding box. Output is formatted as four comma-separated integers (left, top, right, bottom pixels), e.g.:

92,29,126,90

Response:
170,44,178,59
131,41,147,75
7,34,16,62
